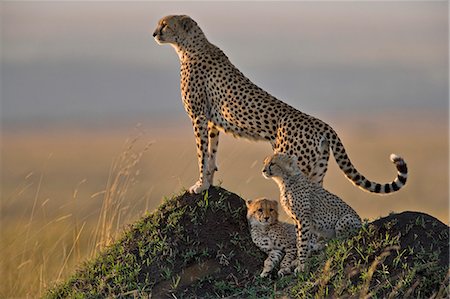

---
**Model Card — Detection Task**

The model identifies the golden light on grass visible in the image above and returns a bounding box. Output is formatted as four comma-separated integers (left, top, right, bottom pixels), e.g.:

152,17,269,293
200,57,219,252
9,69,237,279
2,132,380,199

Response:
92,134,152,253
0,115,447,297
1,130,154,297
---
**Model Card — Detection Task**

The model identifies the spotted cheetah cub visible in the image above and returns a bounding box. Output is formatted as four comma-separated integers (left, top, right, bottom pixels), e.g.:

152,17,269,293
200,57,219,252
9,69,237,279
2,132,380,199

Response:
246,198,297,277
262,153,367,273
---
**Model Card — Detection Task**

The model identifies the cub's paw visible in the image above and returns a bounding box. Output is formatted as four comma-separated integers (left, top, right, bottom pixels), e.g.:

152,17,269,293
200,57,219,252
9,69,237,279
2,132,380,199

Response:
277,268,292,277
310,241,326,252
188,180,210,194
294,263,305,274
260,270,270,278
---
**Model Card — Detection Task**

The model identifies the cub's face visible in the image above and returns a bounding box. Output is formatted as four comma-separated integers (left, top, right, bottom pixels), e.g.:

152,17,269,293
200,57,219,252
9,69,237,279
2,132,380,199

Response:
153,15,197,46
246,198,279,225
262,153,299,179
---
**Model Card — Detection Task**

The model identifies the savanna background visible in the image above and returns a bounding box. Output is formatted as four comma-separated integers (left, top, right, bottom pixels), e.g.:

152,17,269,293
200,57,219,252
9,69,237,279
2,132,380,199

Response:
1,2,448,297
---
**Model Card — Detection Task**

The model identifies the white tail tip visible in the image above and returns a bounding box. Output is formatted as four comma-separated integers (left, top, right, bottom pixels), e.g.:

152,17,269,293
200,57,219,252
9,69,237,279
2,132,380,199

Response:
390,153,403,163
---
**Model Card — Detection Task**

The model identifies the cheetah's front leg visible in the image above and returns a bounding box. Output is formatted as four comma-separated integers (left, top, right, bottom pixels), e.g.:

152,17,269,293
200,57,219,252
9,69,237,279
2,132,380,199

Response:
277,247,296,277
294,216,312,274
189,115,210,194
206,123,219,184
261,249,284,278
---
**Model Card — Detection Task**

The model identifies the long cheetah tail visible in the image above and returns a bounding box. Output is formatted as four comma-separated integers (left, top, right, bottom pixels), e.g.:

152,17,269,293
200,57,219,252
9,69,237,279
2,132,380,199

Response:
329,128,408,194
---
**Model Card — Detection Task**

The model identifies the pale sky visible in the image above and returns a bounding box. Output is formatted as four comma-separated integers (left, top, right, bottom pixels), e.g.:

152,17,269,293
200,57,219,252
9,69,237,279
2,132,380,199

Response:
1,1,448,129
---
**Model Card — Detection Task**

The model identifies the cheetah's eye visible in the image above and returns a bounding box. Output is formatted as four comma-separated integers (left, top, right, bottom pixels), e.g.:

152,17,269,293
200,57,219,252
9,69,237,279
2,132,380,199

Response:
269,208,274,212
160,23,167,30
258,208,263,213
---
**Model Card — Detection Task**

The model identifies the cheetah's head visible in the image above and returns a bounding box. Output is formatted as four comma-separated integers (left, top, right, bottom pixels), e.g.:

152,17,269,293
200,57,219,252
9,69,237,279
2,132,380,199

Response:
262,153,301,179
246,198,279,226
153,15,203,46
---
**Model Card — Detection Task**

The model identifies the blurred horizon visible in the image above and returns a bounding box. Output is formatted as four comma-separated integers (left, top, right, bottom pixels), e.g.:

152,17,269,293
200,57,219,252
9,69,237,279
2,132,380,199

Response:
1,3,448,296
1,2,448,131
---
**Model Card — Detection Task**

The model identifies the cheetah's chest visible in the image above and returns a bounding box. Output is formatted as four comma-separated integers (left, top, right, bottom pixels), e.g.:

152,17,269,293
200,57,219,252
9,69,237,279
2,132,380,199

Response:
181,60,281,141
279,182,309,215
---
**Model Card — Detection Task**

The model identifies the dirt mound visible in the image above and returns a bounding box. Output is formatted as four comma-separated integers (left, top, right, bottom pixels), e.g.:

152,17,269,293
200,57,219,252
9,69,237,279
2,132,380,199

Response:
372,211,449,268
292,211,449,298
46,187,265,298
148,187,264,297
46,187,449,298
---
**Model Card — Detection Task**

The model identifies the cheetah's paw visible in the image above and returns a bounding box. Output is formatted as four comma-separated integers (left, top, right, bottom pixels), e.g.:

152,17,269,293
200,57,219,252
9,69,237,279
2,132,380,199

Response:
260,270,270,278
277,268,292,277
188,180,210,194
205,167,218,185
294,264,305,274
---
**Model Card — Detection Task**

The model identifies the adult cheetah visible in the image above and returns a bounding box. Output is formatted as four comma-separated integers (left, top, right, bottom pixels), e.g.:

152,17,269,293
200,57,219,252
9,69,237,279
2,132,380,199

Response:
152,15,408,194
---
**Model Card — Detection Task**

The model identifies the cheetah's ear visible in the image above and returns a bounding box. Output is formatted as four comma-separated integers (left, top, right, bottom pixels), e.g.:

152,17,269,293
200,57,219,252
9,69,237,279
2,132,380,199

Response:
246,200,252,207
179,15,195,32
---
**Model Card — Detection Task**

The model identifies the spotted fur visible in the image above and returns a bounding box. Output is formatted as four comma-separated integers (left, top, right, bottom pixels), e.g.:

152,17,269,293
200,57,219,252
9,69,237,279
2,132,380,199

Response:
262,153,363,273
246,198,297,277
153,15,408,194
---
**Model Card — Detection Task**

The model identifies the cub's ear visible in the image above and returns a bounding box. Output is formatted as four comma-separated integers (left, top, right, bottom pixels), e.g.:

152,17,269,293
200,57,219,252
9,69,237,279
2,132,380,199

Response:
179,15,195,32
246,200,252,207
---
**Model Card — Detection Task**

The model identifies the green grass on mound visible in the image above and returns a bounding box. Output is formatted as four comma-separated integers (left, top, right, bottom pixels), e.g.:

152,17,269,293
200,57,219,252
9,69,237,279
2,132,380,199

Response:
292,217,449,298
45,187,449,298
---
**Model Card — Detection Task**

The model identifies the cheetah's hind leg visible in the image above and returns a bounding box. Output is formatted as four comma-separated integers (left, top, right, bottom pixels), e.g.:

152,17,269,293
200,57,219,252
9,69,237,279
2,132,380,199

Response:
308,136,330,185
335,214,362,239
309,233,326,252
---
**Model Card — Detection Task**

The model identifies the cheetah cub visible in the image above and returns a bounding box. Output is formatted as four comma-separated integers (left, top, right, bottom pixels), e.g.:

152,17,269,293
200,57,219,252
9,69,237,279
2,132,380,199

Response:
246,198,297,277
262,153,372,273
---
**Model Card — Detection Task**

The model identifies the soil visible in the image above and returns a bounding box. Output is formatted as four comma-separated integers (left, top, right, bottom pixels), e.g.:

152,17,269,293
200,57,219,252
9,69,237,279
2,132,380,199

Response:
149,187,265,298
371,211,449,268
49,186,449,298
149,187,449,297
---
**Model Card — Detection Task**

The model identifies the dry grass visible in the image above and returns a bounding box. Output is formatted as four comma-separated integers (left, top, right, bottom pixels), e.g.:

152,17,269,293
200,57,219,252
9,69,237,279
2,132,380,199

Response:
1,114,448,297
1,128,153,297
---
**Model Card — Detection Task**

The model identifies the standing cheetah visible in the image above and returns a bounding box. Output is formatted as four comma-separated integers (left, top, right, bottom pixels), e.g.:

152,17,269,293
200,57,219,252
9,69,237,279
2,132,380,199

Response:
152,15,408,194
261,153,404,272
